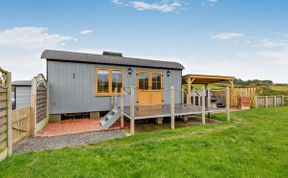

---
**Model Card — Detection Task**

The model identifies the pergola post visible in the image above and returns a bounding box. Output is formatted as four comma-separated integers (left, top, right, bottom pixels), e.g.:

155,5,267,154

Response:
201,88,206,125
207,88,211,108
192,88,196,107
120,87,124,128
130,86,135,135
170,86,175,130
187,78,191,106
226,87,230,121
198,91,201,107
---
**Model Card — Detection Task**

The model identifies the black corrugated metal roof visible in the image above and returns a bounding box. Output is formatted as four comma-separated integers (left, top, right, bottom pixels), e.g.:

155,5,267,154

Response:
12,80,32,86
41,50,184,70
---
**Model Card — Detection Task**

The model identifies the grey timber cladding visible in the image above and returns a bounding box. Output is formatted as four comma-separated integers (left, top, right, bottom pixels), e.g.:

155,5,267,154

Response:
12,80,32,109
12,80,31,86
41,50,184,70
47,61,182,115
15,87,31,109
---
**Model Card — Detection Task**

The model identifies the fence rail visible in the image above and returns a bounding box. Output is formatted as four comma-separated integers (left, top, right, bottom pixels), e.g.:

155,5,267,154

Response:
255,95,288,108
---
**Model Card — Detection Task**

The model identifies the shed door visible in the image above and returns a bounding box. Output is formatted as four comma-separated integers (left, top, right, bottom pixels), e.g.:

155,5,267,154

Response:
136,71,163,105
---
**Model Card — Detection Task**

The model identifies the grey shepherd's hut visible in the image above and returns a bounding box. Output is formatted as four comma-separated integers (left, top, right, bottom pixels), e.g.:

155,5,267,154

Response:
41,50,184,121
12,80,32,109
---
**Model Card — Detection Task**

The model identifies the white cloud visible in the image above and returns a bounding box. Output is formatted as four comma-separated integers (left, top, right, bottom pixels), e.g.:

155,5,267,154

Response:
211,32,244,40
0,27,74,49
111,0,124,5
255,39,288,48
80,29,93,35
0,26,75,81
202,0,219,7
112,0,182,13
255,48,288,61
130,1,181,12
75,48,103,54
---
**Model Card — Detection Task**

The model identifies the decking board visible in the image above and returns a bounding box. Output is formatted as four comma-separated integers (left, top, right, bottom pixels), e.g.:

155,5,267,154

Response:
124,104,226,120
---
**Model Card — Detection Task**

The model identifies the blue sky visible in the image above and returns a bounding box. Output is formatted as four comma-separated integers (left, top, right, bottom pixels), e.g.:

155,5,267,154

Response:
0,0,287,83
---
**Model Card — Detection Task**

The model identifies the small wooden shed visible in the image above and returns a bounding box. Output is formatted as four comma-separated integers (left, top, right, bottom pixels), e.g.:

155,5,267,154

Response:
12,80,32,109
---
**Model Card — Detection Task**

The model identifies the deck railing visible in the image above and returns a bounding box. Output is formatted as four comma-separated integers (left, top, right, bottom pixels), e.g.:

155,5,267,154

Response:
117,86,230,135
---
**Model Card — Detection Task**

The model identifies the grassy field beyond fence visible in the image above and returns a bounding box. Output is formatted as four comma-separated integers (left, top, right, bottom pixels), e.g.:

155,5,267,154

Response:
0,107,288,177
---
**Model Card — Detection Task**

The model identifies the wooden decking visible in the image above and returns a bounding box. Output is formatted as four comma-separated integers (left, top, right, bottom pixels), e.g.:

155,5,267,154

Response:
124,104,227,120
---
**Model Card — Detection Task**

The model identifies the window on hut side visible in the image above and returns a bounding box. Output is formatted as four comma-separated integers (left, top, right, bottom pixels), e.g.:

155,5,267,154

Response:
96,68,123,95
152,73,161,90
112,70,122,93
139,73,149,90
97,70,109,93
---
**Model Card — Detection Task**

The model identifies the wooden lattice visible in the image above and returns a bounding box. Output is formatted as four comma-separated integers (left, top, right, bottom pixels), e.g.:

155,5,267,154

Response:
0,67,8,153
35,74,47,123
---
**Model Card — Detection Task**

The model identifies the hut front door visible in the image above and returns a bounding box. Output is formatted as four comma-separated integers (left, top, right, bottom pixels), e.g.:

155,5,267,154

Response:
136,71,163,105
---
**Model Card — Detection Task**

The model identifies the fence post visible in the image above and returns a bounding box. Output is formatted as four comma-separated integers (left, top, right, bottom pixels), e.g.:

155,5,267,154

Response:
273,96,277,107
192,88,196,107
46,82,49,122
120,88,124,128
265,96,268,108
7,72,12,156
170,86,175,129
282,96,285,106
130,86,135,135
226,87,230,122
201,88,206,125
30,77,37,136
254,96,258,108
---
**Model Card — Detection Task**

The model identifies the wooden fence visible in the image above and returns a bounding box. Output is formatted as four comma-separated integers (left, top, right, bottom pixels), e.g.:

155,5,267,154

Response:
12,107,31,144
255,95,288,108
211,88,257,107
0,67,12,162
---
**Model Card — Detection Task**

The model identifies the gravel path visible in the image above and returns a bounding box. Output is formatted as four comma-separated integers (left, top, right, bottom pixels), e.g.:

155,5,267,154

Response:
13,130,126,154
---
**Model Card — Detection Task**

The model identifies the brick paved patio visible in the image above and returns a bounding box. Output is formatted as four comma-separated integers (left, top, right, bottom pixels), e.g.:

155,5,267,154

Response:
37,119,126,137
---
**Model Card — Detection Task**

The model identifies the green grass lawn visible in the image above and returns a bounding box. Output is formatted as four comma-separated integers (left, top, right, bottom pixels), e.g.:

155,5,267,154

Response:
1,107,288,177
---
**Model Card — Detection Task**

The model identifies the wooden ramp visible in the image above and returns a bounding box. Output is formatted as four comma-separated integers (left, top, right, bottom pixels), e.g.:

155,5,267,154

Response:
124,104,227,120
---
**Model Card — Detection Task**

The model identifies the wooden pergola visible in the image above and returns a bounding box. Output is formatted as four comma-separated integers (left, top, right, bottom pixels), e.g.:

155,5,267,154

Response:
182,74,235,105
